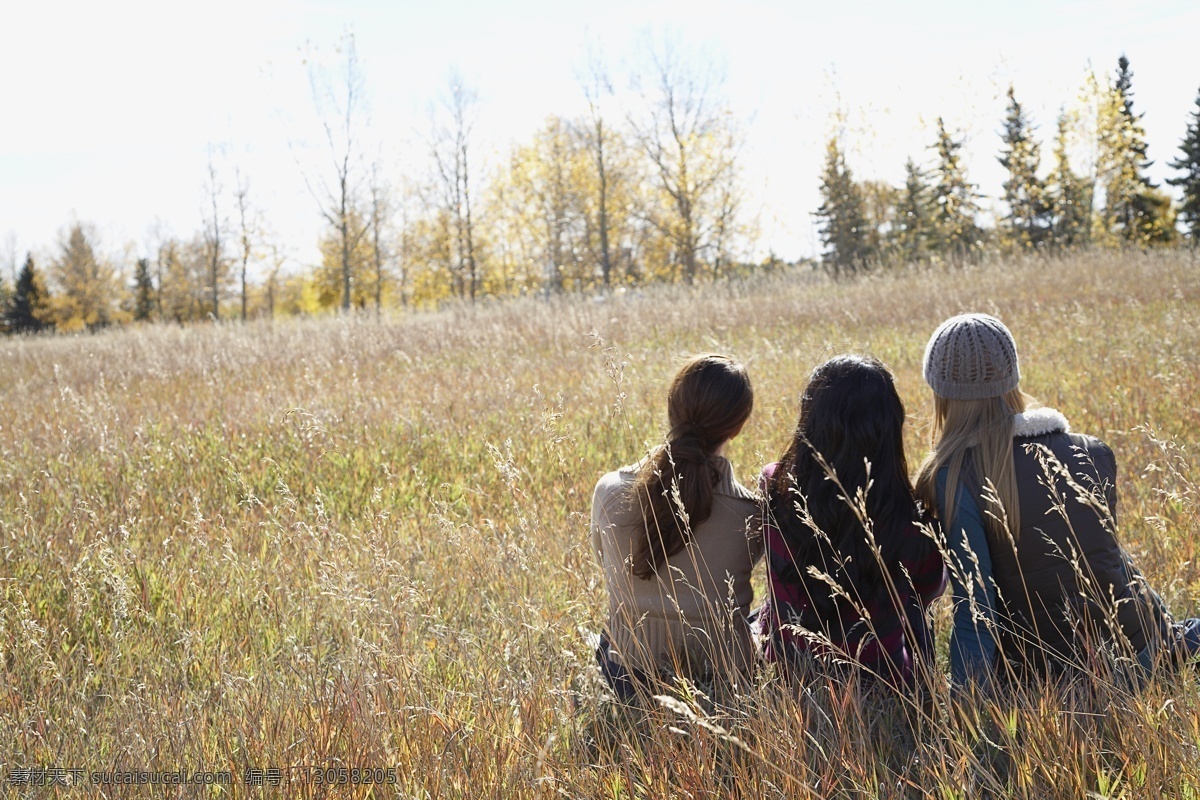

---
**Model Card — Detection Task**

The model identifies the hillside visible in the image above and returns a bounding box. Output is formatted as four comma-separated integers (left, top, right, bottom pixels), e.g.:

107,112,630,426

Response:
2,250,1199,797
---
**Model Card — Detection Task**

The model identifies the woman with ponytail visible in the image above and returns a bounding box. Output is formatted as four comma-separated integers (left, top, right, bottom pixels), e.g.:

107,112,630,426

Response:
591,354,763,698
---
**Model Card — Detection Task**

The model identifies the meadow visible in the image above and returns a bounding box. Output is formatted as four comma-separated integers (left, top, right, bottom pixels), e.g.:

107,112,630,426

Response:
2,250,1200,798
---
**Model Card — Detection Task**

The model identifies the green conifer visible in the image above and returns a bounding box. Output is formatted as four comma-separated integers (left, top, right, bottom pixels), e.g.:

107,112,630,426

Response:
0,273,10,334
1098,55,1173,245
997,86,1050,250
930,118,982,258
134,258,155,322
5,254,51,334
1045,112,1093,249
894,158,931,264
1167,86,1200,242
814,136,871,277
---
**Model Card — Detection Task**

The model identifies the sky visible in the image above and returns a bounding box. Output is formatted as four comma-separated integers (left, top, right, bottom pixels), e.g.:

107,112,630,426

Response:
2,0,1199,279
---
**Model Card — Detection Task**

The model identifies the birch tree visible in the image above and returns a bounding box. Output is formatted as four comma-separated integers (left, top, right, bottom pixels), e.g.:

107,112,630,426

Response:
305,32,371,311
367,161,392,313
578,52,623,288
233,164,257,321
429,72,481,302
203,148,228,319
628,35,741,284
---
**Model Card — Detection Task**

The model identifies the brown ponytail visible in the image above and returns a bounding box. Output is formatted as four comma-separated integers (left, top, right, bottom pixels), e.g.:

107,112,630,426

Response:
630,354,754,580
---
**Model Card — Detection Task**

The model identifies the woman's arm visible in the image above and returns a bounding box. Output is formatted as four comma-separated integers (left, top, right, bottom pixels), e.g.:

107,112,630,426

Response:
909,527,948,609
1083,440,1175,653
939,473,999,687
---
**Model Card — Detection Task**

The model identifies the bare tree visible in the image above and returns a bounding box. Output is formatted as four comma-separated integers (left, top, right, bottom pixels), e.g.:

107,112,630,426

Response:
203,146,227,319
628,34,741,284
578,49,619,289
233,164,256,321
304,32,370,312
429,72,481,302
265,242,289,319
367,160,391,314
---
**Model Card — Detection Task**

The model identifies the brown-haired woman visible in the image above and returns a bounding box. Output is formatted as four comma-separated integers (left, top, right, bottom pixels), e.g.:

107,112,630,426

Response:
591,353,763,698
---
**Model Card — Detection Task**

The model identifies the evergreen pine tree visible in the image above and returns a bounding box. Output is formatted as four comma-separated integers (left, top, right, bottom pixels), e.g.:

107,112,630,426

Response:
858,180,899,264
814,136,871,277
894,158,931,263
133,258,155,322
1098,55,1173,245
930,118,982,258
1167,86,1200,242
1045,112,1093,249
5,254,51,334
997,86,1050,250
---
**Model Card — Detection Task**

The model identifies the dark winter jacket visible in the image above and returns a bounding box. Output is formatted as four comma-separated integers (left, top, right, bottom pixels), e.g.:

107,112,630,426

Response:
962,408,1173,676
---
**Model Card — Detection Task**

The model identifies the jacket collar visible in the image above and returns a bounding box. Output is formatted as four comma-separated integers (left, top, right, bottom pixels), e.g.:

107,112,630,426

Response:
1013,407,1070,438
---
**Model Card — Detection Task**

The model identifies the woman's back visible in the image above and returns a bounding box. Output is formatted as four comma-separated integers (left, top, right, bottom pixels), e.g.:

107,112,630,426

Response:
917,312,1191,687
755,355,945,686
592,459,763,677
942,408,1172,676
589,353,763,695
758,465,944,684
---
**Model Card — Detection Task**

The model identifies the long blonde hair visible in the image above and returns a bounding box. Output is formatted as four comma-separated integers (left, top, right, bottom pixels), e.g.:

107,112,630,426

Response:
915,387,1030,543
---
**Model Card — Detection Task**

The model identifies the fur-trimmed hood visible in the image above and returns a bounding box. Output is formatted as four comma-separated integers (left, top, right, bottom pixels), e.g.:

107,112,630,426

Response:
1013,407,1070,438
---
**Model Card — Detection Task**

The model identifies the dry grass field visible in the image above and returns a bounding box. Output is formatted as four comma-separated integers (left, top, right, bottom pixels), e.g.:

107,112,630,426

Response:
2,250,1200,798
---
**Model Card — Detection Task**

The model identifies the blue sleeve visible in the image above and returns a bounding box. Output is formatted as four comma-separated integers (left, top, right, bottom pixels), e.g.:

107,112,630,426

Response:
937,470,998,687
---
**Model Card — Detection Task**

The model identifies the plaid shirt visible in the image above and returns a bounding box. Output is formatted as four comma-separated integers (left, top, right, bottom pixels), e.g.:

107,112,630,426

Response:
755,464,946,686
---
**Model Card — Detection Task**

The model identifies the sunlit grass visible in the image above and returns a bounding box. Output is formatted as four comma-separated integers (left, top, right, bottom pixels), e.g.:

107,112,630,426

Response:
2,249,1200,797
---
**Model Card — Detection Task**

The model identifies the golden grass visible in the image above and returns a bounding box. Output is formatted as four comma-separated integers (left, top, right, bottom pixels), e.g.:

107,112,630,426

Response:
2,249,1200,797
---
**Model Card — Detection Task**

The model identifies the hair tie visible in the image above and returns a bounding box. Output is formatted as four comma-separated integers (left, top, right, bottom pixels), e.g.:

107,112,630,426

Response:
670,421,705,441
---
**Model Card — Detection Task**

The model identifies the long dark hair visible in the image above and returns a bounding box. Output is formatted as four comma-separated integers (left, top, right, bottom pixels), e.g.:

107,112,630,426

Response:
630,354,754,580
768,355,926,615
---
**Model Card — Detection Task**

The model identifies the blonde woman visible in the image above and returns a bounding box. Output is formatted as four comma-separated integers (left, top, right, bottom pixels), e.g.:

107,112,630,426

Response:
914,313,1199,686
591,354,763,698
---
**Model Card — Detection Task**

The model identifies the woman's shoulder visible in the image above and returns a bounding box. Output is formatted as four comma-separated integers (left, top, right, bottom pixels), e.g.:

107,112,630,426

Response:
1011,408,1115,466
592,465,640,515
724,477,760,506
754,461,781,498
1012,407,1072,439
704,456,758,504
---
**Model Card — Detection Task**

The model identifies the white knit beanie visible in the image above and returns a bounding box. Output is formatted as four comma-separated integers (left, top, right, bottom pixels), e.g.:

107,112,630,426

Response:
922,313,1020,400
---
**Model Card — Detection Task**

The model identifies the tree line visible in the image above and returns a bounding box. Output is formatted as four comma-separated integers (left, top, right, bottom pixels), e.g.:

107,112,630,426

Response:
4,49,1200,335
815,56,1200,274
2,35,749,334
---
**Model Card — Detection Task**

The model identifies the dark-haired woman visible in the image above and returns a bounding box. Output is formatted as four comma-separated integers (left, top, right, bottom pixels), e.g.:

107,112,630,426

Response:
591,354,763,698
755,355,945,688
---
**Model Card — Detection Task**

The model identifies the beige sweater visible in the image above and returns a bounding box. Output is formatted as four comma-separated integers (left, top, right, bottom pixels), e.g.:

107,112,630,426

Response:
591,457,764,677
